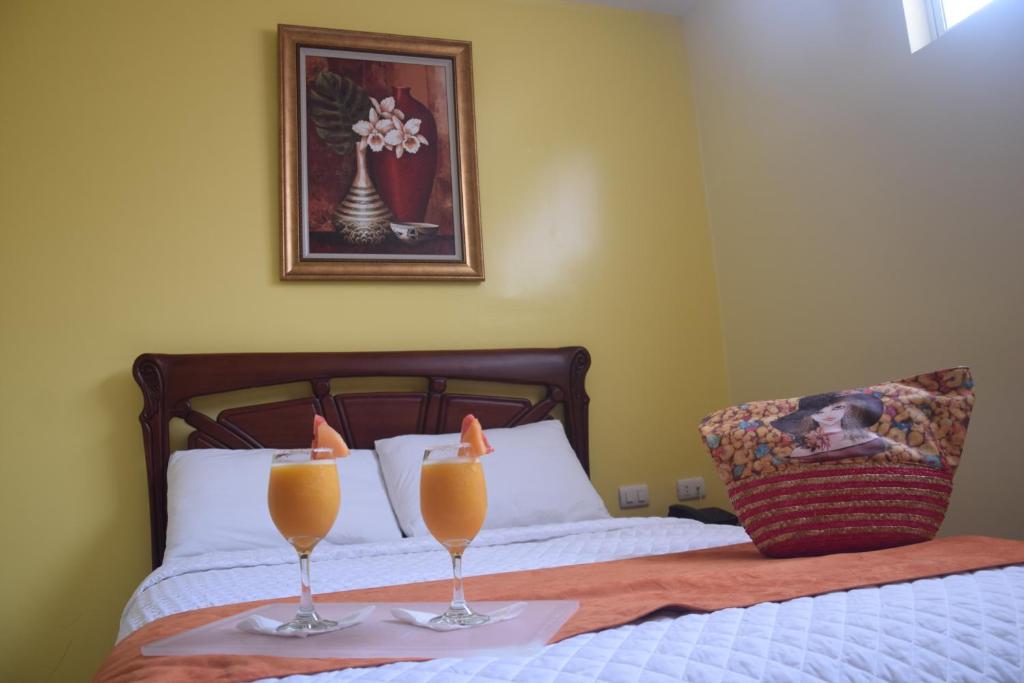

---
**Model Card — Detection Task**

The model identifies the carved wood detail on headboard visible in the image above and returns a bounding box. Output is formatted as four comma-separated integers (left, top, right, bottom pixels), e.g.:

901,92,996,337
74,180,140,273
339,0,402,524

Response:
132,347,591,568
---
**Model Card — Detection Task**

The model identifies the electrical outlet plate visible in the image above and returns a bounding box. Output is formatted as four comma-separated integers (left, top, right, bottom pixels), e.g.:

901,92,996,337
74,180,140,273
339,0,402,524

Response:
618,484,650,509
676,476,705,501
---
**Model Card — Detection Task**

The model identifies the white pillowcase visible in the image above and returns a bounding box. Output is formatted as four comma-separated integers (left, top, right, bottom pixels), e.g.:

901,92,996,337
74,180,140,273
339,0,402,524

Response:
374,420,609,537
164,448,402,561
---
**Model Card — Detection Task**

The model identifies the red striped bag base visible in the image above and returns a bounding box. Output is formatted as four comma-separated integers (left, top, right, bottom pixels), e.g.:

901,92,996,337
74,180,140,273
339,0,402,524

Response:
699,368,973,558
728,465,953,557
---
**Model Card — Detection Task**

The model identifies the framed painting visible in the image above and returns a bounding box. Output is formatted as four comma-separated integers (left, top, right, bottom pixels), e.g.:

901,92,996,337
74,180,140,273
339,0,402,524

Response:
279,25,484,281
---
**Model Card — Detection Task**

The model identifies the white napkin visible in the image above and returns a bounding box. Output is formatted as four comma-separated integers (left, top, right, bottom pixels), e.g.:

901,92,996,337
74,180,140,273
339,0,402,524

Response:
390,602,528,632
236,606,375,638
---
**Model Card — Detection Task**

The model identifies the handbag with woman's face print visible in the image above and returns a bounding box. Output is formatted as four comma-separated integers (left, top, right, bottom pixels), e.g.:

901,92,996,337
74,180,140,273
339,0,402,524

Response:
699,368,973,557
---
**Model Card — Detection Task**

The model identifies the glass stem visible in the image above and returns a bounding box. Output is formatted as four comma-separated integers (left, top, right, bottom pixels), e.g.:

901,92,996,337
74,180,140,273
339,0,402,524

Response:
450,551,468,613
298,551,317,620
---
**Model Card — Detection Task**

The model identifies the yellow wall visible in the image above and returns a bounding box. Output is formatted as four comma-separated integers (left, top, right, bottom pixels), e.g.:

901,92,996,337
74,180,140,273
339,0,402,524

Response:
0,0,726,679
686,0,1024,539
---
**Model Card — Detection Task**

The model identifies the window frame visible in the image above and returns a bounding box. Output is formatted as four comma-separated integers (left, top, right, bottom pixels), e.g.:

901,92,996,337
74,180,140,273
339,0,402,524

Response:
903,0,994,52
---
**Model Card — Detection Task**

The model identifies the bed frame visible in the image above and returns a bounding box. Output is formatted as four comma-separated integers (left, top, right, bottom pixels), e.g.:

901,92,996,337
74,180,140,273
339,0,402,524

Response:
132,347,592,568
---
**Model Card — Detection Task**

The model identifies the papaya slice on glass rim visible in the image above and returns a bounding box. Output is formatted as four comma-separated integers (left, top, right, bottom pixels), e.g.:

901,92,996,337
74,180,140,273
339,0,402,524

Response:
459,414,494,457
311,415,350,459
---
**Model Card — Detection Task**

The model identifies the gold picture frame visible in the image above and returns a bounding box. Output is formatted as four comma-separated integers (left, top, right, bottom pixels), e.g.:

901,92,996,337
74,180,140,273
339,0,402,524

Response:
279,25,484,281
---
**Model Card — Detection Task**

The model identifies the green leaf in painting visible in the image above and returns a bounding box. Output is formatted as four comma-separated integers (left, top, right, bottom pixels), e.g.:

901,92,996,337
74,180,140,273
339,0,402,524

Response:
308,71,370,156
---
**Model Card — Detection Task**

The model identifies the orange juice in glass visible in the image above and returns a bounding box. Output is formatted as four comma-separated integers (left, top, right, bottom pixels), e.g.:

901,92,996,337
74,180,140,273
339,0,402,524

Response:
420,444,489,627
268,448,340,634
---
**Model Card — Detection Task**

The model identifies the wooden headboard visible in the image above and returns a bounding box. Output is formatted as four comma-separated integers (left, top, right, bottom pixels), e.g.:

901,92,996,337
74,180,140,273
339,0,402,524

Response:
132,347,591,568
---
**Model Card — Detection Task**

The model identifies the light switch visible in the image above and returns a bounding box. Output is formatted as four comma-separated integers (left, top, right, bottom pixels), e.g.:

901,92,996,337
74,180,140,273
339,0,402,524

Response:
618,484,649,509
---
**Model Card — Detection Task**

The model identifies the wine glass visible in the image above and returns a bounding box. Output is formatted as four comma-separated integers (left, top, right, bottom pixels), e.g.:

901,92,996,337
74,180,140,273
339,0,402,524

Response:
267,448,340,634
420,443,490,627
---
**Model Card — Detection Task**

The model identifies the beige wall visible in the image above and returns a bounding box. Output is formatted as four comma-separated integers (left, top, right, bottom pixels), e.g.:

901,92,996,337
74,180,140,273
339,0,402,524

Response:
0,1,727,679
686,0,1024,538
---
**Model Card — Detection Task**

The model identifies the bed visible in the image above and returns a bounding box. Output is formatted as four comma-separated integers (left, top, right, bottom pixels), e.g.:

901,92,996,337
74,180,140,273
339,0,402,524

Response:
110,347,1024,682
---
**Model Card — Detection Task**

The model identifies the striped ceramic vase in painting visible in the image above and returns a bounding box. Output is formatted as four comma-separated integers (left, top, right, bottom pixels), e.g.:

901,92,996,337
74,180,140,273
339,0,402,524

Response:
333,143,392,245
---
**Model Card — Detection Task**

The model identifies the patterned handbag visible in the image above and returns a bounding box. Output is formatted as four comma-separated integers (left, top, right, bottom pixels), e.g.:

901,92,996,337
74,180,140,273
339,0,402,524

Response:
699,368,974,557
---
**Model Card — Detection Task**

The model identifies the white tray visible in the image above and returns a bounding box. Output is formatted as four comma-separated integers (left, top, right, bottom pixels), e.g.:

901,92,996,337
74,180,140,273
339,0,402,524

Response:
142,600,578,660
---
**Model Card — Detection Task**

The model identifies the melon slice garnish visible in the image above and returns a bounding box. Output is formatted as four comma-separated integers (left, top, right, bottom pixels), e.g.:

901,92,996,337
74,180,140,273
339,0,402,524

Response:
311,415,350,459
459,414,494,457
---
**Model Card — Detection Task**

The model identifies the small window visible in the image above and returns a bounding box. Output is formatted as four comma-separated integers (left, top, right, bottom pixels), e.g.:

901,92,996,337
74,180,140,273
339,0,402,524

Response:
941,0,997,27
903,0,997,52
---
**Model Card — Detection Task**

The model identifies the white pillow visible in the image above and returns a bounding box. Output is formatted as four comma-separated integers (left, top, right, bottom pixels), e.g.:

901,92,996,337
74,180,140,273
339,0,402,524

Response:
374,420,609,537
164,448,402,560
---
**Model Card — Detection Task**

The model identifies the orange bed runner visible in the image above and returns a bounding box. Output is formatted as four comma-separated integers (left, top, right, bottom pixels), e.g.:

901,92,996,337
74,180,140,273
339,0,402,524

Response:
94,535,1024,682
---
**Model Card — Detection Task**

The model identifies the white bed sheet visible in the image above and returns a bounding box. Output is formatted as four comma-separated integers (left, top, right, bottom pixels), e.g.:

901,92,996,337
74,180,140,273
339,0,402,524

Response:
119,518,1024,682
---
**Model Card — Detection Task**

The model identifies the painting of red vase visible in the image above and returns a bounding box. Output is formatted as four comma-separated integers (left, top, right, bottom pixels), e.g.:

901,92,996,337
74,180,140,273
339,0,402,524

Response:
280,26,484,281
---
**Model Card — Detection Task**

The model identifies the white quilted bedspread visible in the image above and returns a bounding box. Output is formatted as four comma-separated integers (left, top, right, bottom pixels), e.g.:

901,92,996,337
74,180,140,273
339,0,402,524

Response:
119,518,1024,682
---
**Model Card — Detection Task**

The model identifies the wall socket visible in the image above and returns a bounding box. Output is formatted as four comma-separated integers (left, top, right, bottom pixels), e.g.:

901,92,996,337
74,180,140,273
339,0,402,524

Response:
618,484,650,509
676,476,706,501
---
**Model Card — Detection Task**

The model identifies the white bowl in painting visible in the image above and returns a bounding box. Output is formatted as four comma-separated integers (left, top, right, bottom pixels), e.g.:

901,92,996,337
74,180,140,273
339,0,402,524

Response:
390,222,440,244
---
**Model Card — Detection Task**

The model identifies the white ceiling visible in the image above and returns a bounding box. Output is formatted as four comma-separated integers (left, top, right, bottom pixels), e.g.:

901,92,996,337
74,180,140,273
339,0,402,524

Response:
572,0,697,16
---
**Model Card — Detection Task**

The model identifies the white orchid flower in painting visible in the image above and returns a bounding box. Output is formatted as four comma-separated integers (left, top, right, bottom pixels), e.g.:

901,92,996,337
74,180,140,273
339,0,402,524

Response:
351,106,396,152
400,118,429,156
352,100,428,157
383,124,403,153
370,96,405,122
382,118,430,158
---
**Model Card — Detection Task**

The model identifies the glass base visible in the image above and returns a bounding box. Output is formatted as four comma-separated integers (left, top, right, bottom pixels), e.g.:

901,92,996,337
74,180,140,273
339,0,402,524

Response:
430,606,491,628
276,613,339,635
